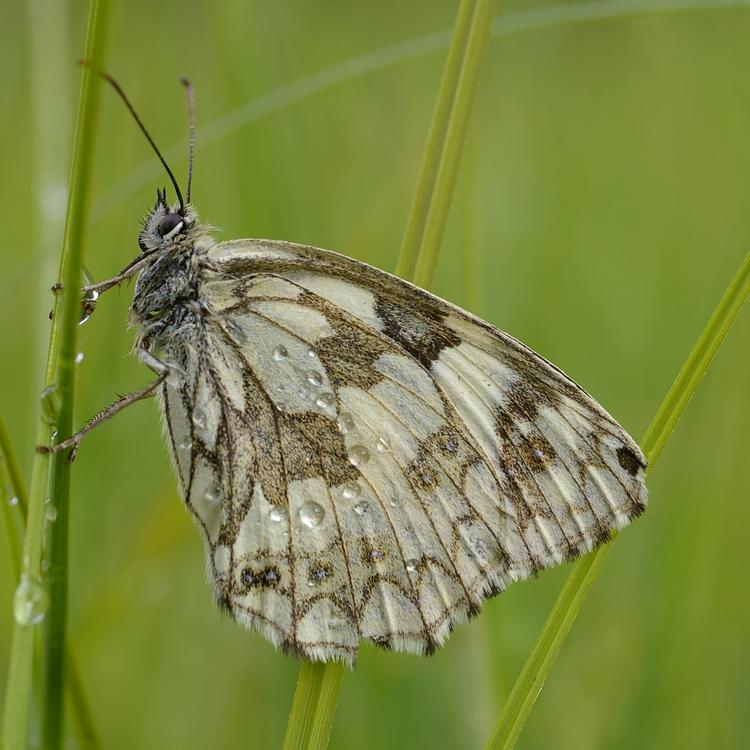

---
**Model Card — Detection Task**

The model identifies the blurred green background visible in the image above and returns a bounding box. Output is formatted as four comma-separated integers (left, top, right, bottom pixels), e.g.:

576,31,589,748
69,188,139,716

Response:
2,1,749,748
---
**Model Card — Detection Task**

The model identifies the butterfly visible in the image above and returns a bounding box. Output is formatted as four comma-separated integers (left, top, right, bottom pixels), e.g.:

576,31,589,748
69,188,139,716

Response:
48,75,647,665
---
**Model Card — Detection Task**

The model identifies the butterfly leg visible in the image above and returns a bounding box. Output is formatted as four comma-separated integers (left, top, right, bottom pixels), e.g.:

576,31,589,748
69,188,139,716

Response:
50,252,154,321
37,374,166,462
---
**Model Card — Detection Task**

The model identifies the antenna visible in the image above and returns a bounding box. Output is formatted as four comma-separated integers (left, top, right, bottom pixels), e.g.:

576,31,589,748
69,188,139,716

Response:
89,65,185,211
180,77,196,204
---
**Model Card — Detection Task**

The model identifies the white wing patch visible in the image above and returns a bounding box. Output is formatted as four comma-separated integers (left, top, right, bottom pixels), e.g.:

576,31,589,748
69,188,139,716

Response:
155,238,647,664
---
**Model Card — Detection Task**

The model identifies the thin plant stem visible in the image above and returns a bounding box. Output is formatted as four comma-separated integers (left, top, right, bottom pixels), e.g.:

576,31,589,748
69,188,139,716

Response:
42,0,109,743
282,662,346,750
411,0,498,288
0,420,30,519
484,251,750,750
1,2,108,749
0,417,100,748
280,2,498,748
396,0,477,283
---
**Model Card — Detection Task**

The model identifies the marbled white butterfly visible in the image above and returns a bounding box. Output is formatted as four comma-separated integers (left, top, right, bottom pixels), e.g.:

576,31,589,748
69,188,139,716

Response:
47,75,647,665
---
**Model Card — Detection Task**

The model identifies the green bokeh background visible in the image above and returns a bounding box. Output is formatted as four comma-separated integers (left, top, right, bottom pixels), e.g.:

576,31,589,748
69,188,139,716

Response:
2,1,749,748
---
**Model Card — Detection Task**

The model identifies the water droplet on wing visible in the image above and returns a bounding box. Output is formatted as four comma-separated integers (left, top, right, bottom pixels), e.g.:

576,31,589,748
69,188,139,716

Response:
341,482,361,499
337,413,355,435
204,483,221,504
269,507,288,523
315,392,336,413
307,370,323,386
192,407,206,429
347,445,370,468
272,345,288,361
299,501,325,529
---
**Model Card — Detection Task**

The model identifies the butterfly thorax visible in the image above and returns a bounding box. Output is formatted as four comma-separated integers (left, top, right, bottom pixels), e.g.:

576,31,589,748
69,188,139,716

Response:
130,198,214,350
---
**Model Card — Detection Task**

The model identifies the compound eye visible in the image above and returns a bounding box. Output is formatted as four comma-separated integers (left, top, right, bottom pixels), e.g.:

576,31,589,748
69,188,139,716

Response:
157,212,183,237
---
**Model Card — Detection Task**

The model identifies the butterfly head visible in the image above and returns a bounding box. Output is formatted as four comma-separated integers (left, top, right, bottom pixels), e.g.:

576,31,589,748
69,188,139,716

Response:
138,188,198,254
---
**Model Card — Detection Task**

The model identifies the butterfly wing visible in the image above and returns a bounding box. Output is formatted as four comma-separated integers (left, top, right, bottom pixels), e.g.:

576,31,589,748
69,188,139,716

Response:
161,238,647,664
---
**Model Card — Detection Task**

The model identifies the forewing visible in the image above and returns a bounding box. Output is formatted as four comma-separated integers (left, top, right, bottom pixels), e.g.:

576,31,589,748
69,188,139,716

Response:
166,238,647,664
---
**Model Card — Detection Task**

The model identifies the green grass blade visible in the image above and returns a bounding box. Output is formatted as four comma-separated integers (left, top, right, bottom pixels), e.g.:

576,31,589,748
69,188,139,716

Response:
410,0,498,288
0,428,25,580
0,419,30,520
0,417,100,749
281,3,498,747
640,252,750,464
1,2,108,749
395,0,477,283
484,251,750,750
282,663,346,750
42,0,109,745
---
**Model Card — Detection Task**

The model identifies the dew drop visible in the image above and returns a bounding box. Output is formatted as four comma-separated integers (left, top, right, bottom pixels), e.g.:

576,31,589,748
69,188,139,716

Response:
388,497,400,508
341,482,361,499
192,407,206,430
75,352,84,364
269,507,288,523
315,392,336,413
178,439,192,452
406,559,419,573
8,496,19,507
204,483,221,504
44,501,58,522
306,370,323,387
347,445,370,468
307,348,317,359
376,436,391,453
276,401,288,414
337,413,355,435
272,345,288,361
13,576,49,626
40,384,61,424
299,501,325,529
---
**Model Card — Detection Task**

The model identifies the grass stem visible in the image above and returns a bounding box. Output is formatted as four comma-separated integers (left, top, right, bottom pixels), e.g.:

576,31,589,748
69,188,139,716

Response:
1,2,108,748
483,251,750,750
280,2,498,747
0,417,100,748
281,662,345,750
